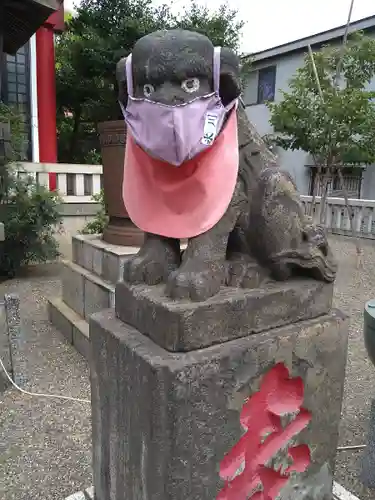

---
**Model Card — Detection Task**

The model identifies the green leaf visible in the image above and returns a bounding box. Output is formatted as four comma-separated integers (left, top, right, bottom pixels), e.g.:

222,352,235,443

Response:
268,32,375,166
56,0,246,163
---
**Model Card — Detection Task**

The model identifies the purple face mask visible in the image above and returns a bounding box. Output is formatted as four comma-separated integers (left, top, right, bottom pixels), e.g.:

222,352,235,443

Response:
121,47,237,166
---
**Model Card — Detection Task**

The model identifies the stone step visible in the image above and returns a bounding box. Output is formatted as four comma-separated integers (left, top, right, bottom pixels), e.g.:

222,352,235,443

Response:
61,259,115,320
71,233,188,285
48,297,90,360
64,486,94,500
333,482,361,499
72,234,138,284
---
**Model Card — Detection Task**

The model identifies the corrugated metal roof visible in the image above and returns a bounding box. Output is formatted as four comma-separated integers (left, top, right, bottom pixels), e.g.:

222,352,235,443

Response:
0,0,60,54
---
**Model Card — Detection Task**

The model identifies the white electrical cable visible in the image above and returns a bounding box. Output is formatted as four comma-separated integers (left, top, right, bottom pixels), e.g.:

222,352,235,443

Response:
0,356,90,404
0,355,370,450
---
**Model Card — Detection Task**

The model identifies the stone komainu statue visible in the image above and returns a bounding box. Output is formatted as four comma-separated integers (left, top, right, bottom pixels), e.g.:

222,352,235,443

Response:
116,29,337,302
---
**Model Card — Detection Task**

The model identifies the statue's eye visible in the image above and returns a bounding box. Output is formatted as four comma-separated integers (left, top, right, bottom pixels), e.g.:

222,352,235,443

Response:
181,78,200,93
143,84,155,98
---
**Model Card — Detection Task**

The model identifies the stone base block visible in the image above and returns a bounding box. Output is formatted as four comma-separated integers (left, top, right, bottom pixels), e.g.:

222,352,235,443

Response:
90,308,349,500
48,297,90,360
115,279,333,351
0,294,21,391
0,303,12,392
72,234,138,283
49,236,139,359
62,260,115,320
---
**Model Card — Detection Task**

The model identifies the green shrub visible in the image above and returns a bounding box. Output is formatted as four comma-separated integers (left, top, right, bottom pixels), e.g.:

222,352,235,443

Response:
0,103,63,277
80,190,108,235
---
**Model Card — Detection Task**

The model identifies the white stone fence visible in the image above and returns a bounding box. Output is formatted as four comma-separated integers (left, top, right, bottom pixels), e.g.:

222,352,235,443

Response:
300,195,375,239
14,165,375,245
18,162,103,203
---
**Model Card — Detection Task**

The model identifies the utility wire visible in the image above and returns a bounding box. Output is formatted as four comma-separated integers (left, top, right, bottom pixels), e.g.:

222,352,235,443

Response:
0,355,90,404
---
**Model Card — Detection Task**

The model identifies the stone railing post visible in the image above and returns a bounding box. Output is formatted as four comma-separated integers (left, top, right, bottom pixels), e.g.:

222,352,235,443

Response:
0,294,21,392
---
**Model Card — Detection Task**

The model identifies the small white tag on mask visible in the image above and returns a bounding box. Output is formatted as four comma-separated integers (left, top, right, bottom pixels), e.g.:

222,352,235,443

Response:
201,112,219,145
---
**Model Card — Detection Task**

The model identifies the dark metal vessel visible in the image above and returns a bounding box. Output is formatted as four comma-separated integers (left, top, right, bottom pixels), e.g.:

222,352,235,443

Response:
364,299,375,367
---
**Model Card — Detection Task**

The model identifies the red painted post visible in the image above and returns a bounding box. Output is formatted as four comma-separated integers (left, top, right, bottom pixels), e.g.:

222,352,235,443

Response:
35,26,57,190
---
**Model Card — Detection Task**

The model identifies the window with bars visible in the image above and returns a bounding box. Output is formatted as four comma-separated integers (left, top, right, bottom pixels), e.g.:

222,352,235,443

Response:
308,167,363,198
242,65,277,106
0,43,31,160
257,66,277,104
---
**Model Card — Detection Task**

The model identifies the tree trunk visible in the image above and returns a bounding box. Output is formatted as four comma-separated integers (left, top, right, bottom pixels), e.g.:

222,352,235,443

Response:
319,166,331,225
68,106,82,161
337,167,363,268
310,157,321,222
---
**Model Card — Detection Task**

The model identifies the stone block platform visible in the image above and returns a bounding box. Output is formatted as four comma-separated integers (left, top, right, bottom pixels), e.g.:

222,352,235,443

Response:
48,234,137,358
116,279,334,351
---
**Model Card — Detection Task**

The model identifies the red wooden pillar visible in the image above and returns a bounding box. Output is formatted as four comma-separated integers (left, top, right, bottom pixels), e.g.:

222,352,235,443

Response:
35,1,64,191
36,26,57,190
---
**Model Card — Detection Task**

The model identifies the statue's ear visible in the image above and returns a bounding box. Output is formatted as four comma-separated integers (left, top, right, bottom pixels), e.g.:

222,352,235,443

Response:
219,47,241,106
116,57,128,106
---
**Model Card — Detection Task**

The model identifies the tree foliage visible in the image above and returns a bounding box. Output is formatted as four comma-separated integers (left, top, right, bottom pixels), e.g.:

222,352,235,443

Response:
55,0,246,163
0,104,62,277
80,190,108,235
267,32,375,167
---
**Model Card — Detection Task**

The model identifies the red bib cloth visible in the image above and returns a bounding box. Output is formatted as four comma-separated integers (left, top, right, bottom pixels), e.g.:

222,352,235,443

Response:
123,110,239,239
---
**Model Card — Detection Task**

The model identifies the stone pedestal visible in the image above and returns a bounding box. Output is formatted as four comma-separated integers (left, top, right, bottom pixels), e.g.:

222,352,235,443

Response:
48,234,138,358
90,280,349,499
0,294,20,392
361,399,375,487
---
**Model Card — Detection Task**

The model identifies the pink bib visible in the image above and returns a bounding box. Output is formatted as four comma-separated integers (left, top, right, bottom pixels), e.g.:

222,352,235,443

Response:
123,110,239,239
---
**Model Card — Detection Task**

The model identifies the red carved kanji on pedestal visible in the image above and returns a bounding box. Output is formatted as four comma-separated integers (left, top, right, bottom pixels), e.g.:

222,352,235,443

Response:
218,363,312,500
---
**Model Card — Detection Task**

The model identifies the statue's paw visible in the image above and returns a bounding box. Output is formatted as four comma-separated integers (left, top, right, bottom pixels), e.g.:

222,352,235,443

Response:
123,254,172,285
166,265,224,302
226,254,268,288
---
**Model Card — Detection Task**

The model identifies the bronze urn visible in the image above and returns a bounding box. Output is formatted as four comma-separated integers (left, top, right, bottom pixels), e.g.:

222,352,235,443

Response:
98,120,143,247
364,300,375,367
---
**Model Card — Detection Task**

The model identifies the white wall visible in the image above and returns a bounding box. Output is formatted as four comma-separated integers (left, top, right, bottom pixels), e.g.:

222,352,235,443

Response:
55,211,99,260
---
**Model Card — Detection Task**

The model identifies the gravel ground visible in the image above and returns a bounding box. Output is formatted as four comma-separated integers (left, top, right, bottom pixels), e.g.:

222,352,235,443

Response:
0,237,375,500
331,235,375,500
0,263,91,500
